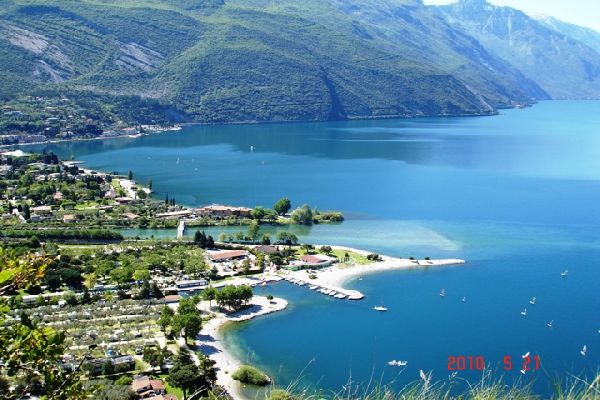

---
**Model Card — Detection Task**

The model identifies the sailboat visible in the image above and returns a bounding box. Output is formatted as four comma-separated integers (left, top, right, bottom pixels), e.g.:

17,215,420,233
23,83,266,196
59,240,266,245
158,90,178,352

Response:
374,297,388,311
440,288,446,297
581,345,587,356
561,270,569,277
521,308,527,316
530,297,536,305
388,360,408,366
522,352,530,359
547,320,554,328
461,296,467,303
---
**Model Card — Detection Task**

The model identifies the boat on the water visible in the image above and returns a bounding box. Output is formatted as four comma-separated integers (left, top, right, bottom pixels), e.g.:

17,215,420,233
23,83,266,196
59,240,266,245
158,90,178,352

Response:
547,320,554,328
388,360,407,366
373,306,388,312
440,288,446,297
561,270,569,277
461,296,467,303
581,345,587,356
530,297,536,305
522,352,530,359
521,308,527,316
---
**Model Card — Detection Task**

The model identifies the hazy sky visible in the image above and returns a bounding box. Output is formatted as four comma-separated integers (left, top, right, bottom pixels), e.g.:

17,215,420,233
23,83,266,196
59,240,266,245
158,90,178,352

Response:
424,0,600,33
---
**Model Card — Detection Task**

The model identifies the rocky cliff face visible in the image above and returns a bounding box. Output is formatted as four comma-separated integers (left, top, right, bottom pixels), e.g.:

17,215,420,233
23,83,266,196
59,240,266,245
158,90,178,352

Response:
436,0,600,99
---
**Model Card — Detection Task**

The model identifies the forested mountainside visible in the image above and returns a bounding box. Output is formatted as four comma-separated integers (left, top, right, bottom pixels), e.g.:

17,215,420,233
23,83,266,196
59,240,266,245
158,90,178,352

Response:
0,0,598,126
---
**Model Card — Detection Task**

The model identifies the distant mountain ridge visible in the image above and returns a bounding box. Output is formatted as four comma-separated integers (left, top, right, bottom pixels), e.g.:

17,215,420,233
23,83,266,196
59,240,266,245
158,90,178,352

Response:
436,0,600,99
529,13,600,55
0,0,598,125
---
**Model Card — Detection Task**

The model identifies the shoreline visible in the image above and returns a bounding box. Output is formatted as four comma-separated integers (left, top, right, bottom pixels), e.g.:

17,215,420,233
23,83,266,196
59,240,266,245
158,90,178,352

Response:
1,126,182,149
196,296,288,400
195,249,465,399
5,104,539,149
281,245,465,297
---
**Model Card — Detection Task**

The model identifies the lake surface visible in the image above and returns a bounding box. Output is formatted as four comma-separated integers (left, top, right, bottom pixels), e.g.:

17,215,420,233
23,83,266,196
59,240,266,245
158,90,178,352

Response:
29,101,600,396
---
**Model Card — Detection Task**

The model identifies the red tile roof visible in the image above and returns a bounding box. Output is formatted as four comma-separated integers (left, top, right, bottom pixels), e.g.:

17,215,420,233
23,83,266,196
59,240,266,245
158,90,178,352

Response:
150,380,165,391
131,376,151,392
209,250,249,261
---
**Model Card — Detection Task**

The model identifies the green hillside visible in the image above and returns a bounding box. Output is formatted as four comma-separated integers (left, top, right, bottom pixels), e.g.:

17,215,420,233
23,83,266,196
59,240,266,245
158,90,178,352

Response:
0,0,570,125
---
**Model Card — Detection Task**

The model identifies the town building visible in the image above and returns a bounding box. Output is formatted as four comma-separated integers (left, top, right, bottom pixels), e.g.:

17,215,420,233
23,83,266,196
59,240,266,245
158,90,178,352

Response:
195,204,252,218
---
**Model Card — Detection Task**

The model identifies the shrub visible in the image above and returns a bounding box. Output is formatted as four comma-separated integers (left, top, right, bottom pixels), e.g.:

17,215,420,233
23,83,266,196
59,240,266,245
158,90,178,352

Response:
269,389,296,400
366,254,382,261
114,375,133,385
231,365,270,386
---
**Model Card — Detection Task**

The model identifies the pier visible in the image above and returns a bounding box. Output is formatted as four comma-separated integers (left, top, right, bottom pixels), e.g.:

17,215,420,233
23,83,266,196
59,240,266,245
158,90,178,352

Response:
279,258,466,301
282,276,364,300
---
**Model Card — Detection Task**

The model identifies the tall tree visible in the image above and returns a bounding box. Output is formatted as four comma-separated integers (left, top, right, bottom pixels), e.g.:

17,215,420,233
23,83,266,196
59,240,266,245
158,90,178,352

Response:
202,286,217,309
167,351,210,400
273,197,291,216
247,221,260,242
290,204,313,225
276,231,298,245
158,306,174,332
173,313,202,344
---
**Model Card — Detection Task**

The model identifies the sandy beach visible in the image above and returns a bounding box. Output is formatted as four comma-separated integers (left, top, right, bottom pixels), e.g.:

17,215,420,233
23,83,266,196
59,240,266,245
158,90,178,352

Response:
196,296,288,400
282,245,465,298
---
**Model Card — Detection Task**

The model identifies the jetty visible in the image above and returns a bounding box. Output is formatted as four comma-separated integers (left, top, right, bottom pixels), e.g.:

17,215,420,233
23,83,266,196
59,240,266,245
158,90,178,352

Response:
283,276,363,300
280,257,466,301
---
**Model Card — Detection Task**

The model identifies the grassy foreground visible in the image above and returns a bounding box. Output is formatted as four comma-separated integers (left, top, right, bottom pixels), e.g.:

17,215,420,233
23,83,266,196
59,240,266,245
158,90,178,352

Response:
263,371,600,400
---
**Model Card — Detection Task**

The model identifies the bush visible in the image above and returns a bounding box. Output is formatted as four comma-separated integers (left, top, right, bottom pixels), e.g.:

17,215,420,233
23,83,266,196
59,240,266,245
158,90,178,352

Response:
320,245,332,254
366,253,382,261
269,389,296,400
114,375,132,386
231,365,270,386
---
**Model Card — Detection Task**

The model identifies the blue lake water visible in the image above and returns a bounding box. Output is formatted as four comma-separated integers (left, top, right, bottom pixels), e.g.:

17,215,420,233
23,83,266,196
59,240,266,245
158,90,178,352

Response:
28,101,600,396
